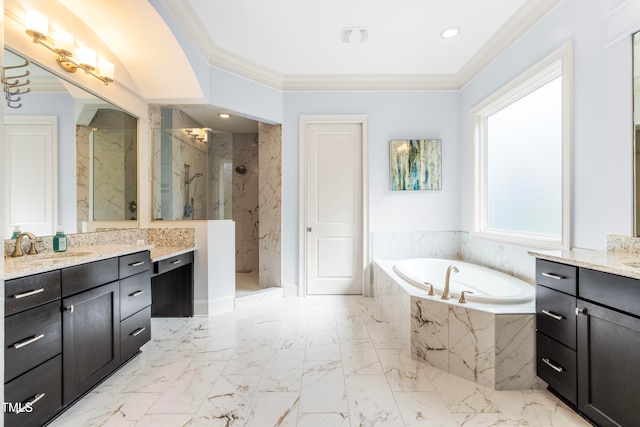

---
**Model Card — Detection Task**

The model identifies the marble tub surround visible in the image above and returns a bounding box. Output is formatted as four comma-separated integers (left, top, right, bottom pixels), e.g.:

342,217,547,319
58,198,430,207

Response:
373,260,542,391
373,231,539,285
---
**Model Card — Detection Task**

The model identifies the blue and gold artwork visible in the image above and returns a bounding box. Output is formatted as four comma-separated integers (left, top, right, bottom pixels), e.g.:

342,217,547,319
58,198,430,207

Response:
390,139,441,191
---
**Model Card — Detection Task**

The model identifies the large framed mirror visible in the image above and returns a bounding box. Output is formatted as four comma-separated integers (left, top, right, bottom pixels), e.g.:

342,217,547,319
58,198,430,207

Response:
3,49,138,238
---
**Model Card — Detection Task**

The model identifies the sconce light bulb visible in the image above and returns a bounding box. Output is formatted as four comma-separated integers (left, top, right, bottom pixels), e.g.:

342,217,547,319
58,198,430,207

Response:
25,10,49,41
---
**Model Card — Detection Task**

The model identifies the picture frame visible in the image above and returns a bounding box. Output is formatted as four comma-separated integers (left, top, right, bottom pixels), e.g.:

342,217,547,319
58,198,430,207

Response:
390,139,442,191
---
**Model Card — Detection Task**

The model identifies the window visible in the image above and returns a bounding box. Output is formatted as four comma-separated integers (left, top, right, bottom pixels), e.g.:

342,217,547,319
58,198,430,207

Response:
471,43,572,249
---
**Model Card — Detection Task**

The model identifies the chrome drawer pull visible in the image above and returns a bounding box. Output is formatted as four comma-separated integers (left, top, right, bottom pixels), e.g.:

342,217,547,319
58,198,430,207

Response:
129,261,145,267
541,357,564,373
129,290,146,297
542,272,565,280
17,393,45,413
542,310,563,321
13,333,45,349
13,288,45,299
170,259,182,265
131,327,146,337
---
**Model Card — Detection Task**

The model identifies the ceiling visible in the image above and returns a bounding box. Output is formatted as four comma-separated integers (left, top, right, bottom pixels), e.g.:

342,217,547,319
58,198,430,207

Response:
160,0,562,90
6,0,562,131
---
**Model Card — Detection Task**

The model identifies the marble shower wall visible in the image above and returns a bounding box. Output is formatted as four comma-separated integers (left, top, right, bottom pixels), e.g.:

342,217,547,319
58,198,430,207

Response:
76,109,137,232
233,133,259,273
258,123,282,288
372,231,537,285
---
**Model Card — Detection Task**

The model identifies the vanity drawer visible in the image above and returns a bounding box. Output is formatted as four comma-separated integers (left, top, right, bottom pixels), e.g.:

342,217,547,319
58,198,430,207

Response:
5,301,62,382
5,271,60,315
536,259,577,295
119,251,150,279
536,285,576,349
61,258,119,297
4,354,62,427
580,268,640,317
120,270,151,320
536,332,577,405
154,251,193,275
121,306,151,362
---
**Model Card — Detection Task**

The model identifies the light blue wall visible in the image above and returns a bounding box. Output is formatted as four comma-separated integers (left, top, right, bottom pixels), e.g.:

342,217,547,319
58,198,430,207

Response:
282,91,459,285
152,0,640,286
459,0,638,250
5,92,77,233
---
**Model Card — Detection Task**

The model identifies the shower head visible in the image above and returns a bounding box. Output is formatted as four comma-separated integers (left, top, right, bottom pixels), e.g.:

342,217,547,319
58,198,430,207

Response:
186,172,203,184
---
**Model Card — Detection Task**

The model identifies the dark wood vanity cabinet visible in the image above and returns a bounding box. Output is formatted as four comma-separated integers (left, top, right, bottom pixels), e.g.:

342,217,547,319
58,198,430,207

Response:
4,250,152,426
536,258,640,427
151,251,194,317
4,271,63,427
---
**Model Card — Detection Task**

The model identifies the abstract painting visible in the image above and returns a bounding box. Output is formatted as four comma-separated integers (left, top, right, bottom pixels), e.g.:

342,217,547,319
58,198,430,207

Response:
390,139,442,190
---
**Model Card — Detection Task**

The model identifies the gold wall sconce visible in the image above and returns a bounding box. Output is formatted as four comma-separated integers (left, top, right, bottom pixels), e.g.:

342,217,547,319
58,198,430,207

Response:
24,10,115,85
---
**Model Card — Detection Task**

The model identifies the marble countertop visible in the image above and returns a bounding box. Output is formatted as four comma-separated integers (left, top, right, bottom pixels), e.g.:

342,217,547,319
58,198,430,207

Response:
5,244,195,280
529,248,640,280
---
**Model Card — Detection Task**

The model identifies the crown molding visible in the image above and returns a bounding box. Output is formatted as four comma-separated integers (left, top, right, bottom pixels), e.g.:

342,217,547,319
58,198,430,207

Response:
162,0,562,92
456,0,562,88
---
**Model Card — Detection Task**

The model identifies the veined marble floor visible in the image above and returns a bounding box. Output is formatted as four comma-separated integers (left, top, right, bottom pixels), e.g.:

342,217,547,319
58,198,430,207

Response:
49,296,590,427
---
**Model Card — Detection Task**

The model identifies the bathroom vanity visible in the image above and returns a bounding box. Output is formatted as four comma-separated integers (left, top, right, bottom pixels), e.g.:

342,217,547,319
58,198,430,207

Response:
4,248,152,427
534,253,640,427
150,250,194,317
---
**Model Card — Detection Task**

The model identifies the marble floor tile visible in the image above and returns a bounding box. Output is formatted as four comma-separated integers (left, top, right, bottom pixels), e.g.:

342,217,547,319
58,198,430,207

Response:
48,295,591,427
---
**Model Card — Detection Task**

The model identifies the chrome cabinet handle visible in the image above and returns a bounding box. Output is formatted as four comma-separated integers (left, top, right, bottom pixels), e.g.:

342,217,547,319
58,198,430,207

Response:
17,393,45,413
542,272,565,280
541,357,564,373
170,259,182,265
129,261,145,267
131,327,146,337
576,307,587,316
64,305,74,313
541,309,564,321
13,288,45,299
13,333,45,349
129,290,145,297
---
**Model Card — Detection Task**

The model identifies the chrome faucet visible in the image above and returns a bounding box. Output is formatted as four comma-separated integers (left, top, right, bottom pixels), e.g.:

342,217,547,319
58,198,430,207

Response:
11,232,41,257
441,265,459,300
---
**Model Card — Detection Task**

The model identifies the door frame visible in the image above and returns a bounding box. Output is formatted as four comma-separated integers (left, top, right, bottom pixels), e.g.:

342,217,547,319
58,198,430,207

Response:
299,115,370,297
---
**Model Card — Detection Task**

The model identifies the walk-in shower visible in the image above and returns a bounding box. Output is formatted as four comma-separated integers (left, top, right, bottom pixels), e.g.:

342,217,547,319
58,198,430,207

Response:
183,163,202,220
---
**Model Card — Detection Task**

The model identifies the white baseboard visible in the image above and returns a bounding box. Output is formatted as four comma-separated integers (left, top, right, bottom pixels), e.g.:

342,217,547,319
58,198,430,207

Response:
194,297,235,316
282,282,299,297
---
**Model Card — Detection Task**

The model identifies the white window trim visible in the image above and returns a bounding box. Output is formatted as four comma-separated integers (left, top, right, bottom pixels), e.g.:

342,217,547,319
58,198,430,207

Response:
470,42,572,250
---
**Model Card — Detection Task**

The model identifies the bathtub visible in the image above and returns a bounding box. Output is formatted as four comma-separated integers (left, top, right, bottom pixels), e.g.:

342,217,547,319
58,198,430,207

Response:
393,258,534,304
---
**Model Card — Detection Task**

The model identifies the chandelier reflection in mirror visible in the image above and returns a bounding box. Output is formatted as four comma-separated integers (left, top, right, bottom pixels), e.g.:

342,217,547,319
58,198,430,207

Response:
24,10,115,85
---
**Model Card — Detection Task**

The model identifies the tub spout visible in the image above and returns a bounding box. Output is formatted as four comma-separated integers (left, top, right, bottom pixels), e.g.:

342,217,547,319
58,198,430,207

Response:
442,265,459,300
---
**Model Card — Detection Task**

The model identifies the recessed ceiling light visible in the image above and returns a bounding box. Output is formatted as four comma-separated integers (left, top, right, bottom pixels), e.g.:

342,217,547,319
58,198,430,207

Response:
440,27,460,39
341,27,369,43
218,113,230,119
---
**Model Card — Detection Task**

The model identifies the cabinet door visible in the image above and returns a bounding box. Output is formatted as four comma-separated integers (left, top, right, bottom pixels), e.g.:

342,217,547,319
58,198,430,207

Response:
62,281,120,405
577,300,640,427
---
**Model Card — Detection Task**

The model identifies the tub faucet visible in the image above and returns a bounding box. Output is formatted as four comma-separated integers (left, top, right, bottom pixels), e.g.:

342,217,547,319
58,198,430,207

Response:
442,265,459,300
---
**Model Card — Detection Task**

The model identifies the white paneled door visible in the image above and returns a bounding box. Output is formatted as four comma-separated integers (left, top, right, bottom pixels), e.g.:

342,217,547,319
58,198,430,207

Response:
304,120,363,295
4,116,57,238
